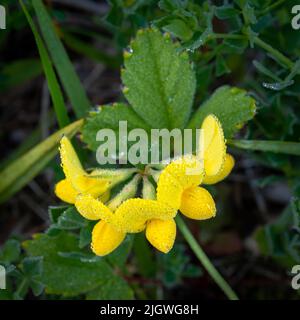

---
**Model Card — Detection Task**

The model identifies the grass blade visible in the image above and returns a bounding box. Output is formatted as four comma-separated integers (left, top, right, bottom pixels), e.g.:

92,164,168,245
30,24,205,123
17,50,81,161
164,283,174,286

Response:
0,119,83,203
20,0,70,128
229,139,300,156
31,0,91,118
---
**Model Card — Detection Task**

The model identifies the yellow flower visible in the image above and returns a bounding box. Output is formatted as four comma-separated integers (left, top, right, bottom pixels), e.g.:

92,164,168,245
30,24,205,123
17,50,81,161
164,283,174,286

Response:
75,193,177,256
74,154,210,257
157,154,216,220
55,136,110,204
147,114,235,251
71,114,234,256
55,136,135,204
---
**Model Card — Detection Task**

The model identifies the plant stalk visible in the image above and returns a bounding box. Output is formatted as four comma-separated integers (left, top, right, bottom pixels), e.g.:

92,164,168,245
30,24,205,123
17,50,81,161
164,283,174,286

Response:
176,216,239,300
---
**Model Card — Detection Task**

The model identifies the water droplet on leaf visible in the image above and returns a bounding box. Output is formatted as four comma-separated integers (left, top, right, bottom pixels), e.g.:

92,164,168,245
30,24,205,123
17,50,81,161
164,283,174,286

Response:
262,80,294,91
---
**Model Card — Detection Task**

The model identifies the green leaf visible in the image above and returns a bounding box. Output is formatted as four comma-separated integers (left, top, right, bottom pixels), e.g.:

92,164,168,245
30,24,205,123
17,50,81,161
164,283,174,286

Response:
241,2,257,25
56,207,86,230
107,235,133,268
159,0,185,11
57,252,100,263
48,205,69,224
31,0,90,118
30,279,45,296
215,5,239,19
254,202,300,268
187,86,256,138
20,0,70,128
158,243,193,288
228,139,300,156
162,19,193,41
122,28,196,129
24,231,132,297
0,240,21,263
86,276,134,300
181,29,213,51
0,119,83,204
82,103,150,151
132,233,156,278
79,224,93,249
22,256,43,277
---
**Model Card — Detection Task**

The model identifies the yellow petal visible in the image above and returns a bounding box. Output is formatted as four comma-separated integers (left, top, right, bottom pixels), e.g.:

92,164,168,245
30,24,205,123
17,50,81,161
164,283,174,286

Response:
91,220,126,256
166,155,204,188
59,136,110,196
113,199,177,233
157,170,183,209
146,219,176,253
75,194,113,221
201,114,226,177
157,155,204,209
203,153,235,185
59,136,85,186
54,179,78,204
77,176,110,197
179,186,216,220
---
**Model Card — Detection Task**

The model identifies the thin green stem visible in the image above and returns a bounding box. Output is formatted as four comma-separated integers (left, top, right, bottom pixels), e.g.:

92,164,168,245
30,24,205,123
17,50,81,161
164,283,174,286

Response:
228,139,300,156
253,36,294,70
259,0,285,16
176,216,239,300
209,32,294,71
15,278,29,299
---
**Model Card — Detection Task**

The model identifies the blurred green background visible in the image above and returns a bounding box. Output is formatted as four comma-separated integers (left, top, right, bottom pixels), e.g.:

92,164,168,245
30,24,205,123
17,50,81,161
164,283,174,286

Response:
0,0,300,300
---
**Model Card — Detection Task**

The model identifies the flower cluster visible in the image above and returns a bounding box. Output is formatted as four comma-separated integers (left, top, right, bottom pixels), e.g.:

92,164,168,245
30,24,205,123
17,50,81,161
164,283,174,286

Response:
55,114,234,256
